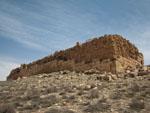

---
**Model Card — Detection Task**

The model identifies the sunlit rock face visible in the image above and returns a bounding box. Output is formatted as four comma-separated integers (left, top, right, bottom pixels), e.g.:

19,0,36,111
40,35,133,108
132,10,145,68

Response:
7,34,143,80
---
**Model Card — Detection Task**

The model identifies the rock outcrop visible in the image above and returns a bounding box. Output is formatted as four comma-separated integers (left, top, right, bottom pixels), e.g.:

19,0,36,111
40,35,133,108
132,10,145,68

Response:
7,34,144,80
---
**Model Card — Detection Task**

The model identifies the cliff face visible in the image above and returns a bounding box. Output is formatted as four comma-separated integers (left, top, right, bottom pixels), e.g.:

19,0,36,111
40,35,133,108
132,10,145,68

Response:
7,34,144,80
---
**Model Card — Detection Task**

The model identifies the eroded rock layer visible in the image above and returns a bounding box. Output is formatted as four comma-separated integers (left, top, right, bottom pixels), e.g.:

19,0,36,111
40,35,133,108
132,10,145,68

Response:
7,34,144,80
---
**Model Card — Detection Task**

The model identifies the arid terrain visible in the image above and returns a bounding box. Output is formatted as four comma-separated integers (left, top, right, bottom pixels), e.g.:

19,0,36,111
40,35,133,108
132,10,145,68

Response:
1,35,149,113
0,0,150,112
0,70,150,113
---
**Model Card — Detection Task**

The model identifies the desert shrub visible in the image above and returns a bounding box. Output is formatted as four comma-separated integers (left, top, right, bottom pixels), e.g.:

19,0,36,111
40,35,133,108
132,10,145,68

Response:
23,104,35,110
62,85,74,93
125,91,135,98
117,108,132,113
88,89,99,99
22,99,40,110
62,94,76,103
111,90,123,99
23,89,40,100
62,95,75,100
46,86,58,94
129,83,140,92
129,98,145,111
138,86,150,97
77,90,86,96
45,107,76,113
126,83,141,98
97,83,108,90
139,83,150,97
84,99,111,112
59,91,66,95
0,104,15,113
40,95,59,107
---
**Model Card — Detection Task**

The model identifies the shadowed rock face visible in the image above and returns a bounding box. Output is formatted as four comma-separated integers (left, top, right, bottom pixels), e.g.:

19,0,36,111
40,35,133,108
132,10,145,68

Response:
7,34,143,80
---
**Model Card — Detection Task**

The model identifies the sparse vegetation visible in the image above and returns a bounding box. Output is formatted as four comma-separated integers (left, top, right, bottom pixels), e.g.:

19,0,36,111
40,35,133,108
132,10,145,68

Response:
111,90,123,99
129,98,145,111
45,107,76,113
45,86,58,94
0,71,150,113
0,104,15,113
88,89,99,99
84,99,111,112
40,95,59,108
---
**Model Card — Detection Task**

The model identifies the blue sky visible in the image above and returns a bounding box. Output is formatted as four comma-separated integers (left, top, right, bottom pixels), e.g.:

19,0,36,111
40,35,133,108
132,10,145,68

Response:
0,0,150,80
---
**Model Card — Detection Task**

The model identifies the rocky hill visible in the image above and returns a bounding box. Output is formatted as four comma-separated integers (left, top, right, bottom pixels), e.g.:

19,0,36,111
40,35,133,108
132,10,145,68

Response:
0,70,150,113
1,34,149,113
7,34,143,80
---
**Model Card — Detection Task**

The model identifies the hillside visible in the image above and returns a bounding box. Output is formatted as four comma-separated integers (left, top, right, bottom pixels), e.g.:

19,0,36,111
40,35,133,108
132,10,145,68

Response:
0,70,150,113
7,34,143,80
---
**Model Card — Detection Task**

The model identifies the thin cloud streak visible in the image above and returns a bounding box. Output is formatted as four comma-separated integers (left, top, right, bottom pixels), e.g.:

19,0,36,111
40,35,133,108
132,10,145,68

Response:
0,0,150,80
0,56,20,81
0,11,49,51
0,0,107,51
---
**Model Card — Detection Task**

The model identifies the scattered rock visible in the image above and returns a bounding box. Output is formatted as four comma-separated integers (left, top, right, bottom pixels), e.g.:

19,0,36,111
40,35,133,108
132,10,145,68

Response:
45,107,76,113
84,69,100,75
0,71,150,113
7,35,144,80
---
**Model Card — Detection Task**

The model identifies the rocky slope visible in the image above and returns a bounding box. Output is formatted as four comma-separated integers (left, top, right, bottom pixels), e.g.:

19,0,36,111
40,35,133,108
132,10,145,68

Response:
7,34,143,80
0,70,150,113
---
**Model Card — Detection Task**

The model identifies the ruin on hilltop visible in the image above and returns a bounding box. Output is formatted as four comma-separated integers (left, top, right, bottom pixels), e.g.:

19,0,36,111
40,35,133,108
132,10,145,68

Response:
7,34,144,80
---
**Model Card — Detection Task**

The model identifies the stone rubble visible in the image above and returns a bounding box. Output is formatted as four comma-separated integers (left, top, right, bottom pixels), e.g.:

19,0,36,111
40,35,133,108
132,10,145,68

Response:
7,35,144,80
0,70,150,113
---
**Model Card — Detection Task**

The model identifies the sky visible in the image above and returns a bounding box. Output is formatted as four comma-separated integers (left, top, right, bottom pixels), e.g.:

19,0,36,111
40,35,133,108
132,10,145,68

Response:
0,0,150,80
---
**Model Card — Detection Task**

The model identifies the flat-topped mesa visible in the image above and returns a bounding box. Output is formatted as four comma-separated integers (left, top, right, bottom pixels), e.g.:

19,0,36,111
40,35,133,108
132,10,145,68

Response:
7,34,144,80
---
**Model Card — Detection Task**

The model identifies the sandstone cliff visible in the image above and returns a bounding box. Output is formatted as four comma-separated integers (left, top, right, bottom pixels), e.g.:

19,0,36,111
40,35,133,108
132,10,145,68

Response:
7,34,143,80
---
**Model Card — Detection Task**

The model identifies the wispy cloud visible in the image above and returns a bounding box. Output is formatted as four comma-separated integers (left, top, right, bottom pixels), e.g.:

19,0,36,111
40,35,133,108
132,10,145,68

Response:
0,0,150,80
0,0,106,52
0,56,19,81
0,9,49,51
